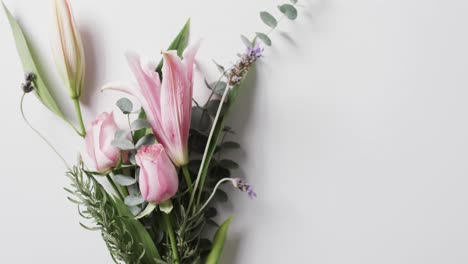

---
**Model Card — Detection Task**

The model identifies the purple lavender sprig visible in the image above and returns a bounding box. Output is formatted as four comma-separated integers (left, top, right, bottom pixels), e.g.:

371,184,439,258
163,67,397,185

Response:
227,44,264,86
232,178,257,199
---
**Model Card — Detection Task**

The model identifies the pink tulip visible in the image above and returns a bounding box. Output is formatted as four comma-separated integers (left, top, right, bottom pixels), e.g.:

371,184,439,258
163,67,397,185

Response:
136,144,179,204
103,44,198,166
84,112,121,172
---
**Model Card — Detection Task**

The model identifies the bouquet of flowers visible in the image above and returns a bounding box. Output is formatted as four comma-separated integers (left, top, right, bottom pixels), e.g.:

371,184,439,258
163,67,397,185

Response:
3,0,300,263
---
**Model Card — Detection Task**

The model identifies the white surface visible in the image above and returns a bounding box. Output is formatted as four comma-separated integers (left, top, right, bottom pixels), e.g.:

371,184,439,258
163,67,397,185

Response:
1,0,468,263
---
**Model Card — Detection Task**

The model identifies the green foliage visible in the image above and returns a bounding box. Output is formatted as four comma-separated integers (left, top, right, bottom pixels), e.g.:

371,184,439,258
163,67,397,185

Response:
205,80,228,97
256,32,272,46
240,35,253,48
133,109,151,142
117,98,133,114
3,3,65,120
278,4,298,20
131,119,152,131
205,217,233,264
66,166,161,263
156,19,191,74
221,141,241,150
212,60,226,75
135,134,156,149
191,107,211,132
111,130,134,150
260,11,278,28
206,100,227,117
125,195,145,206
219,159,239,170
113,174,137,186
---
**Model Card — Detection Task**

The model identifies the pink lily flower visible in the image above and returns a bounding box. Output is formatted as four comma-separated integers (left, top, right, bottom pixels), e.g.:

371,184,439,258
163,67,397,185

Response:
103,45,198,166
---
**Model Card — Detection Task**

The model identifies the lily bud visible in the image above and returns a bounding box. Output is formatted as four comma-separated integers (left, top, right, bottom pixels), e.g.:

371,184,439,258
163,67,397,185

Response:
51,0,85,99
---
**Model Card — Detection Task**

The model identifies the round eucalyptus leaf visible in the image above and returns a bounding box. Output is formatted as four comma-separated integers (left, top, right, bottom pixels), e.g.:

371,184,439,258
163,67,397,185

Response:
111,138,134,150
191,107,211,132
219,159,239,169
240,35,253,48
205,207,217,218
214,189,228,203
113,174,137,186
210,81,227,96
116,98,133,114
188,159,202,174
206,219,220,228
129,206,142,216
223,126,236,134
189,131,208,153
206,100,227,117
129,150,137,165
221,141,241,150
260,11,278,28
199,239,212,251
278,4,298,20
210,166,231,181
124,195,145,206
135,134,155,149
131,119,152,131
256,32,272,46
114,129,128,140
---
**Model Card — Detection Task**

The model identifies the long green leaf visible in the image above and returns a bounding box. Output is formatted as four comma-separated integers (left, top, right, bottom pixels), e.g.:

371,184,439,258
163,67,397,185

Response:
110,190,162,262
156,18,191,74
3,3,65,119
205,217,233,264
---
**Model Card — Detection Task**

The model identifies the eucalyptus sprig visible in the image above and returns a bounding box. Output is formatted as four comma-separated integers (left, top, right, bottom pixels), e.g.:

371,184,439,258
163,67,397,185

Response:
182,1,302,262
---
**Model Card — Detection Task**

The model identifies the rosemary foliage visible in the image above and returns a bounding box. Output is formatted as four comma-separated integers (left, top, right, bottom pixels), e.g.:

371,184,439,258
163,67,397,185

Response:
66,166,162,264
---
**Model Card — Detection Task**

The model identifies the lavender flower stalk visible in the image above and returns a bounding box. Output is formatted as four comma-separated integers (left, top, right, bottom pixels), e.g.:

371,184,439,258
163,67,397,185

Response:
228,44,264,86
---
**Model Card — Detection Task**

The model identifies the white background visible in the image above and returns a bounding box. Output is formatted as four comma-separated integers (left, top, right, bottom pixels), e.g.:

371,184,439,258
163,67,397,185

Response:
1,0,468,263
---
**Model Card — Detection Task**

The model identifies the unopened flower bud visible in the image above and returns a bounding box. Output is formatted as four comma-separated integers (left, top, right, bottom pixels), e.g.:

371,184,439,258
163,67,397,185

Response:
21,82,34,93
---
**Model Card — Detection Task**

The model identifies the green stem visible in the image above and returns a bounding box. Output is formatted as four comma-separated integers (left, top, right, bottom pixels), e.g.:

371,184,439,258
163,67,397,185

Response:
182,165,193,194
195,86,231,206
72,98,86,137
189,178,232,221
106,175,124,200
163,212,180,264
20,93,69,168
